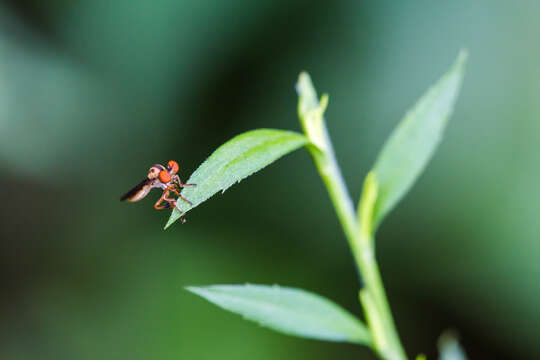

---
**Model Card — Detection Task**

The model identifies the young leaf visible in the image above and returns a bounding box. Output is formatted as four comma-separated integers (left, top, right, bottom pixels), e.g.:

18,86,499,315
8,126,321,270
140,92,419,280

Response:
187,284,372,345
296,71,330,151
165,129,307,228
360,50,468,233
358,171,378,239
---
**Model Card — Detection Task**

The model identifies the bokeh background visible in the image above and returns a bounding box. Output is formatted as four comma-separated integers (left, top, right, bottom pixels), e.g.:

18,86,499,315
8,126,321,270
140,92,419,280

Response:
1,1,539,359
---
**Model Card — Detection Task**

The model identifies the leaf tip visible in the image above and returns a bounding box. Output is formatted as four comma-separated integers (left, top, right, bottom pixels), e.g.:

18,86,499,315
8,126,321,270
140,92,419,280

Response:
453,49,469,76
319,93,329,113
457,48,469,64
164,212,178,229
296,72,308,94
185,286,205,297
165,207,191,229
296,71,311,87
296,72,318,111
438,330,468,360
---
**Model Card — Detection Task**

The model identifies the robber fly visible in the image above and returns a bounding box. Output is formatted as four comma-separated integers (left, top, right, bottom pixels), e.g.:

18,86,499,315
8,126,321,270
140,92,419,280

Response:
121,160,195,221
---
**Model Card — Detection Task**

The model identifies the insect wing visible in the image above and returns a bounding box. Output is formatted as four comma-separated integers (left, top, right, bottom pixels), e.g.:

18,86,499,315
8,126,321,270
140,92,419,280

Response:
120,178,151,201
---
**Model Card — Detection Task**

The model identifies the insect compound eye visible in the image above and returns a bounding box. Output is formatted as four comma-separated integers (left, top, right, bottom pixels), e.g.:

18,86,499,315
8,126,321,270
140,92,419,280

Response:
147,166,160,179
159,170,171,183
167,160,179,174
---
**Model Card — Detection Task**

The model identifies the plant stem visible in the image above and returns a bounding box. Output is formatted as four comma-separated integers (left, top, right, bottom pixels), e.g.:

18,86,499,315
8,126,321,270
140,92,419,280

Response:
309,131,406,360
356,236,406,360
297,82,407,359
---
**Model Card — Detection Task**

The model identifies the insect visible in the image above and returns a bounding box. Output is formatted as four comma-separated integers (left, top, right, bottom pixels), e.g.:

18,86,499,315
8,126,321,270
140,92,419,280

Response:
121,160,195,222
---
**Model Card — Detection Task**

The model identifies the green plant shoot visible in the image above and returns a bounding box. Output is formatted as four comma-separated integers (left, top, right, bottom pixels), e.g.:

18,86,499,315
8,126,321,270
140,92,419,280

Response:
181,51,467,360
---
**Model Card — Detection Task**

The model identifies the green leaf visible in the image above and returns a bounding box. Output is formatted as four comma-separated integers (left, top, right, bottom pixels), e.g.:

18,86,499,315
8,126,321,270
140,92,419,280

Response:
165,129,307,228
187,284,372,345
360,50,468,233
296,71,329,152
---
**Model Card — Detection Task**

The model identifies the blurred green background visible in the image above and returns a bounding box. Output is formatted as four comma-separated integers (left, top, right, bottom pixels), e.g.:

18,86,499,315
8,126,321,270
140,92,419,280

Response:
1,1,538,359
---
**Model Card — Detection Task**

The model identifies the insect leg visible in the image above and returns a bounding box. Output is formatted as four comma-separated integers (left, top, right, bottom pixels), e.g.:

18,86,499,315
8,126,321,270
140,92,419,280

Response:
154,190,177,210
154,191,168,210
177,194,193,206
165,185,188,223
165,182,193,206
172,174,196,188
167,184,181,196
163,190,179,208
